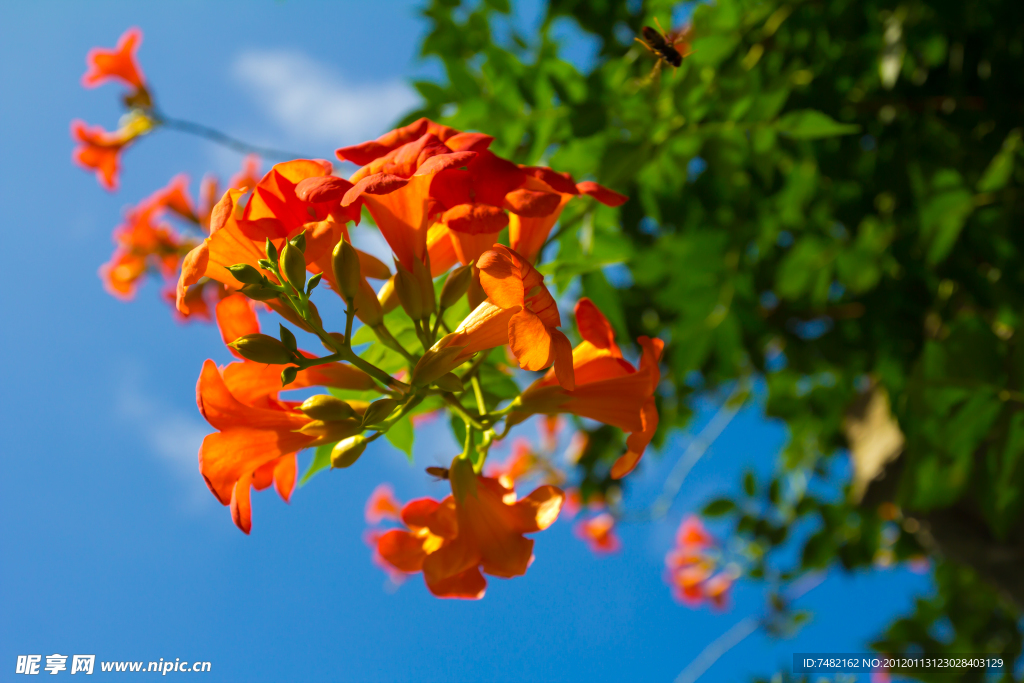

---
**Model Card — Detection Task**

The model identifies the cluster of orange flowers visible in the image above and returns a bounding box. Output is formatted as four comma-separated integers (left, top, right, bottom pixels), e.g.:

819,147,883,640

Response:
73,28,697,602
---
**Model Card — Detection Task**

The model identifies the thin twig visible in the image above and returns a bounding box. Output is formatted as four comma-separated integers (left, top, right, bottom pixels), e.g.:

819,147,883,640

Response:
626,379,749,523
155,115,313,161
674,571,827,683
674,616,760,683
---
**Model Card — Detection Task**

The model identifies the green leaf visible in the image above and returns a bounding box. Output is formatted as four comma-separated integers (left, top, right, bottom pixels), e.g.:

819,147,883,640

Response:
775,110,860,139
299,444,334,486
703,498,737,516
977,129,1021,193
385,415,415,460
743,470,757,496
919,170,974,264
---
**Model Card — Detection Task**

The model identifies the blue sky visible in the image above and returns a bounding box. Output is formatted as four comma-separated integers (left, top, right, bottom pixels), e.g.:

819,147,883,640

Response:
0,2,931,681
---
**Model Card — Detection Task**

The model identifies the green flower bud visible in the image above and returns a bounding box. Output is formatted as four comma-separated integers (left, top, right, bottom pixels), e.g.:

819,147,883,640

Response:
280,242,306,291
228,334,294,365
280,365,298,387
377,276,400,313
300,395,356,421
440,264,473,309
433,372,464,393
361,397,400,427
227,263,265,286
331,435,368,468
279,324,297,352
353,278,384,327
394,262,424,321
331,239,362,303
412,253,436,318
240,283,280,302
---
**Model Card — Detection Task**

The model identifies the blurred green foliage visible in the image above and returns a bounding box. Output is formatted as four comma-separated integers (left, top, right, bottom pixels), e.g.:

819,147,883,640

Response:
406,0,1024,678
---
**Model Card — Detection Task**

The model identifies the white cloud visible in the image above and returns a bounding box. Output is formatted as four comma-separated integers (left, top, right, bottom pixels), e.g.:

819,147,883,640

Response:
232,49,419,147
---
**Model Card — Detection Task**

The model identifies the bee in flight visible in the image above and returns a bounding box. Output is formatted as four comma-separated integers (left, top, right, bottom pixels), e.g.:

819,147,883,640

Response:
425,466,450,481
635,18,693,79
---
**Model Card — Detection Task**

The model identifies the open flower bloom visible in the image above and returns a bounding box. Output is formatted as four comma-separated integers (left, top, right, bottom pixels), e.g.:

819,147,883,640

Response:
71,118,149,191
176,160,389,316
428,148,563,266
574,513,622,554
509,297,663,477
81,27,146,90
365,484,402,524
376,457,564,599
196,295,372,533
477,244,575,386
340,118,627,269
509,168,628,264
412,245,574,387
338,131,477,276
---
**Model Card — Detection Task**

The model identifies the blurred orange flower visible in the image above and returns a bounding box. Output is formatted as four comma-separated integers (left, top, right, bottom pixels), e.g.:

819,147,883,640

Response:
574,513,622,554
365,484,402,525
81,27,146,90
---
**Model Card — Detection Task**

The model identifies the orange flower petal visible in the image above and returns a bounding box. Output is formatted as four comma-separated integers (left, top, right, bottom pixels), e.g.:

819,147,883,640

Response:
215,294,259,356
230,476,253,535
508,309,555,372
273,454,297,503
575,298,619,352
504,188,562,217
576,181,628,207
378,529,429,572
442,203,509,235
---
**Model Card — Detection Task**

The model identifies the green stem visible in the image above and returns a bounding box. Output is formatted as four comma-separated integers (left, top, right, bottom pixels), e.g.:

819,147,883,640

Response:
443,393,486,431
470,375,487,417
372,324,417,363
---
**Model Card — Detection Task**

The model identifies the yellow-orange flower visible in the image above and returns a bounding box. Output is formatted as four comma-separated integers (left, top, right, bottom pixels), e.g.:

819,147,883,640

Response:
376,457,563,599
510,297,663,478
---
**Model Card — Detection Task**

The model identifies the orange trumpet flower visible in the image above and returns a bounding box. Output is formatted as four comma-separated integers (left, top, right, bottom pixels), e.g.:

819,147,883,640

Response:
81,27,146,90
411,245,574,387
510,297,663,478
509,168,628,263
196,294,374,533
478,244,575,388
376,457,564,599
338,130,477,275
176,159,364,315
